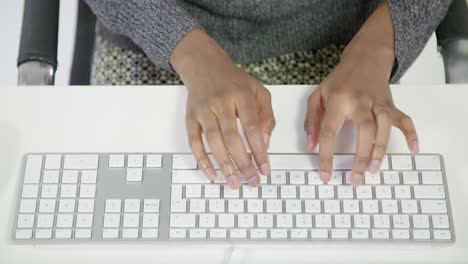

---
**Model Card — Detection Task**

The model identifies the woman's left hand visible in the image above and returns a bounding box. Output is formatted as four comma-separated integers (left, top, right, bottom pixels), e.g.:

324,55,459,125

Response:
304,46,419,186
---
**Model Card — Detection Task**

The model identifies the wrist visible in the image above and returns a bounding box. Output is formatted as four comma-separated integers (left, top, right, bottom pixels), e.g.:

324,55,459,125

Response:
170,29,232,81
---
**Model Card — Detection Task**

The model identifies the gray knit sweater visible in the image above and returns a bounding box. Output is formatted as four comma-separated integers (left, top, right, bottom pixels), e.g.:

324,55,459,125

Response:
84,0,451,82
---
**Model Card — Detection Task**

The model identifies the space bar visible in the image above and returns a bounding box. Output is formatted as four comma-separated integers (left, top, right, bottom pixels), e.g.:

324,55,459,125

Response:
268,154,354,170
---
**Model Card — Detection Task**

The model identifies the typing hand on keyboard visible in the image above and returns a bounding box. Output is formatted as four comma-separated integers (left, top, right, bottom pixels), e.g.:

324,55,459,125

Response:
171,29,274,190
304,46,419,186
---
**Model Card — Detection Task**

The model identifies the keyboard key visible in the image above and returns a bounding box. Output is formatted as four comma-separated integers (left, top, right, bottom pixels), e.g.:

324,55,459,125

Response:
289,171,305,184
104,214,121,228
364,172,381,185
324,200,340,213
315,214,332,228
58,199,75,213
270,171,287,184
383,171,400,184
42,170,60,183
266,199,283,213
280,185,296,198
227,199,244,213
257,214,273,228
190,228,207,239
401,200,418,213
218,214,235,227
172,170,209,184
24,155,43,184
354,214,370,228
391,155,412,170
318,186,334,198
190,199,206,213
276,214,293,228
75,229,92,239
286,200,302,213
15,229,33,239
392,229,410,240
21,184,39,198
123,213,140,227
432,215,450,228
250,229,267,239
414,185,445,199
64,154,99,169
307,171,322,184
329,172,343,185
433,230,451,240
243,186,259,198
81,170,97,183
412,215,430,228
381,200,398,214
109,154,125,168
271,229,287,239
343,200,359,213
413,230,430,240
402,171,419,184
60,184,77,198
55,229,72,239
141,229,159,239
261,185,278,198
103,229,119,239
169,229,187,239
41,184,58,198
210,229,227,239
362,200,379,213
171,185,183,200
421,171,443,184
143,199,160,213
334,214,351,228
299,185,315,198
331,229,348,239
230,228,247,239
394,186,411,199
375,185,392,199
61,170,78,183
124,199,141,212
39,199,56,213
373,214,390,228
36,214,54,228
35,229,53,239
204,185,220,198
77,199,95,213
76,214,93,228
223,186,239,198
127,154,143,167
79,184,96,198
355,185,372,199
170,214,196,227
305,200,321,213
199,214,216,227
295,214,313,227
247,199,263,213
337,185,353,199
172,155,197,169
126,168,143,182
392,215,410,228
186,184,202,198
45,154,62,169
415,155,441,170
208,199,224,212
56,214,74,228
372,229,389,239
352,229,369,239
291,229,308,239
310,229,328,239
420,200,447,214
146,154,162,168
19,199,36,213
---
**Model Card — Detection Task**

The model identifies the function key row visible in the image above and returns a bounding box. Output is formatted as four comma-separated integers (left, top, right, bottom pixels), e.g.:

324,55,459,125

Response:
171,154,441,171
108,154,162,168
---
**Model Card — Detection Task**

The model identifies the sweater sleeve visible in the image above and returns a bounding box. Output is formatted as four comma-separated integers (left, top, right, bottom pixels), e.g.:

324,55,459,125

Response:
84,0,201,71
387,0,452,82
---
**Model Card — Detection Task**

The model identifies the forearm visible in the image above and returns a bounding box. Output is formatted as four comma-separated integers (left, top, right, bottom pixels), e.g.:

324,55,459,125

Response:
342,0,395,80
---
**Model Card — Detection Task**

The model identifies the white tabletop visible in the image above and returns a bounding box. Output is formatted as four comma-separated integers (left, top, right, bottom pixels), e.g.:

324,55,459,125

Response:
0,85,467,264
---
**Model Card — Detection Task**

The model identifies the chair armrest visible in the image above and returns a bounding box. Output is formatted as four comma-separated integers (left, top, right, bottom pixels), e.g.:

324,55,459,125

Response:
437,0,468,83
17,0,60,85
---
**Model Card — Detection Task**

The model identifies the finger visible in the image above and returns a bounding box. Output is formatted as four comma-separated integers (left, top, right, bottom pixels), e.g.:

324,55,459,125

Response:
186,119,216,181
351,109,377,186
237,97,270,184
216,107,260,187
257,87,275,150
392,110,419,154
369,105,392,173
318,102,345,183
199,112,241,189
305,88,324,152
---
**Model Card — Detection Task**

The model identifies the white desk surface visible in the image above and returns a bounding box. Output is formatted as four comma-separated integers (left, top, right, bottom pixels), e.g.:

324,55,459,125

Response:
0,85,467,264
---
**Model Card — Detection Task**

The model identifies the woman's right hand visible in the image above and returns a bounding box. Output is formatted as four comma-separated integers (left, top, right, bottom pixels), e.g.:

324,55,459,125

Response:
170,29,275,189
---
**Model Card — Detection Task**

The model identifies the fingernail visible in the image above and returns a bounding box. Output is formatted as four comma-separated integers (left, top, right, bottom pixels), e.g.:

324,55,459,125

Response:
410,140,419,154
319,171,330,183
259,162,270,176
248,176,259,187
263,133,270,149
227,175,240,189
351,173,363,186
369,159,381,174
203,168,216,181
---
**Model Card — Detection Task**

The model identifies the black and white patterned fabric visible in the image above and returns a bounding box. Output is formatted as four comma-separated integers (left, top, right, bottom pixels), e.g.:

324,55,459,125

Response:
91,36,344,86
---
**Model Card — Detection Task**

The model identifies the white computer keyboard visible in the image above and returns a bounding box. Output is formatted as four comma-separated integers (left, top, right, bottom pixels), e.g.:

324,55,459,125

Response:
13,153,455,243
